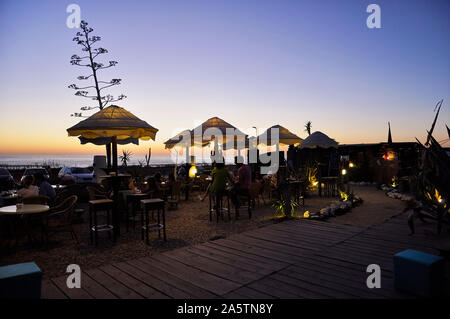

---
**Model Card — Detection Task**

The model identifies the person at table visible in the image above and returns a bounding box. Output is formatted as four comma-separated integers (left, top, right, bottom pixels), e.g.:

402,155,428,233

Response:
230,156,252,219
144,173,164,198
34,173,56,206
165,173,176,189
207,159,231,203
18,175,39,199
128,176,138,194
177,165,186,179
120,176,138,209
199,161,216,202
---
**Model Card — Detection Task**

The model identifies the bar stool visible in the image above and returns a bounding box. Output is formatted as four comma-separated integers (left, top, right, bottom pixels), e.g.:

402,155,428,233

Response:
126,193,150,231
236,190,252,220
88,199,114,246
140,198,166,245
209,192,230,222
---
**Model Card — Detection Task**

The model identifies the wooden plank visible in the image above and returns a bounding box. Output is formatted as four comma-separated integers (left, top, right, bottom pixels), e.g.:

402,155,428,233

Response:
314,248,394,273
230,234,314,258
232,286,278,299
255,225,351,244
163,248,261,284
100,264,169,299
126,259,217,299
306,219,365,232
345,235,424,251
269,272,356,299
247,279,307,299
362,229,438,245
223,290,250,299
80,272,118,299
203,241,289,269
267,224,351,243
280,266,383,299
241,232,322,252
186,245,279,276
289,255,395,284
286,263,410,299
41,280,67,299
243,228,331,251
211,237,306,264
272,221,363,237
140,255,241,296
51,276,93,299
85,268,143,299
114,261,191,299
250,276,332,299
334,242,401,259
282,220,364,234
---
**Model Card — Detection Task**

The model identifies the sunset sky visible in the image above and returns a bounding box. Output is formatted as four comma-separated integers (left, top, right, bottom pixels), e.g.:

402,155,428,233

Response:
0,0,449,158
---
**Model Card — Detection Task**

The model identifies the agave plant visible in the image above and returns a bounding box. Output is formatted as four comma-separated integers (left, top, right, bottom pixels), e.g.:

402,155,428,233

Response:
119,150,132,166
272,196,299,218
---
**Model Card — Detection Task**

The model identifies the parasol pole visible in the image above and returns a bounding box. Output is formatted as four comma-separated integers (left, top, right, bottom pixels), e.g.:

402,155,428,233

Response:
112,136,118,174
185,146,190,165
106,143,112,168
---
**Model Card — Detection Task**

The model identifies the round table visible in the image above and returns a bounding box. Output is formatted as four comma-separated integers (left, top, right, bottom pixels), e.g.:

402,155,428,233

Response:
0,204,49,215
0,204,50,248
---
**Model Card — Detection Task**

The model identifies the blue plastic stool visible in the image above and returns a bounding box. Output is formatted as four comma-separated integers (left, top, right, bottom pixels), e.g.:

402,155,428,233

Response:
394,249,445,297
0,262,42,299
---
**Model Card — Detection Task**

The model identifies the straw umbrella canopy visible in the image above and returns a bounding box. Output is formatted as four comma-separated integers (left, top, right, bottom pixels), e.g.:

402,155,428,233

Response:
192,117,247,144
164,130,209,149
67,105,158,172
78,136,139,146
191,117,247,161
221,136,252,150
257,124,303,146
300,131,338,148
164,130,210,164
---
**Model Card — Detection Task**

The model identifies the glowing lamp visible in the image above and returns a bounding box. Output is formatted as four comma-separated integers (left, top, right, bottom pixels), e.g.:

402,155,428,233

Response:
341,169,347,175
303,211,310,218
349,162,355,168
189,164,197,178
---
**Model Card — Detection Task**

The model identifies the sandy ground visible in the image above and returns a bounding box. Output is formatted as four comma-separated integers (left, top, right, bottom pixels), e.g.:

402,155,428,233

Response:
0,190,335,279
330,185,407,227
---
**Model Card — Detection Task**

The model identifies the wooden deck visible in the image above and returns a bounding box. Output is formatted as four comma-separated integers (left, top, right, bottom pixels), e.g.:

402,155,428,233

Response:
41,213,449,299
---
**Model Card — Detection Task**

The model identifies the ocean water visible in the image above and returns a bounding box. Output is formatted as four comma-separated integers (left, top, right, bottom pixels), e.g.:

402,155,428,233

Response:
0,154,176,168
0,154,239,168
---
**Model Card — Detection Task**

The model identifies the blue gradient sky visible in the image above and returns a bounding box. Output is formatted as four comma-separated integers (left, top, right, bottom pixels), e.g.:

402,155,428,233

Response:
0,0,448,156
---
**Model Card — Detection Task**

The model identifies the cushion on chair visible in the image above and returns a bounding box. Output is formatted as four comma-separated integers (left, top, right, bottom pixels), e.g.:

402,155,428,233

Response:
393,249,445,297
0,262,42,299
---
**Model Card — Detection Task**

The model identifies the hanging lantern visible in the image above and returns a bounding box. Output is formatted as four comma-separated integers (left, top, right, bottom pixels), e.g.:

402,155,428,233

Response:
189,164,198,178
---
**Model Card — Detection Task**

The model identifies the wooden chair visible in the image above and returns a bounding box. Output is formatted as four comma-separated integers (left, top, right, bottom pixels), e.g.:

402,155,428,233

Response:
235,189,252,219
167,181,181,210
198,175,209,192
42,195,78,245
209,191,231,222
54,189,72,206
89,198,114,246
22,195,49,205
261,179,274,204
249,182,263,208
86,185,109,200
141,198,166,245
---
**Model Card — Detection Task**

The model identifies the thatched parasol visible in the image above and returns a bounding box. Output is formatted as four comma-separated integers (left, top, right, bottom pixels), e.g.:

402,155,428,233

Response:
257,124,303,146
67,105,158,172
300,131,338,148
